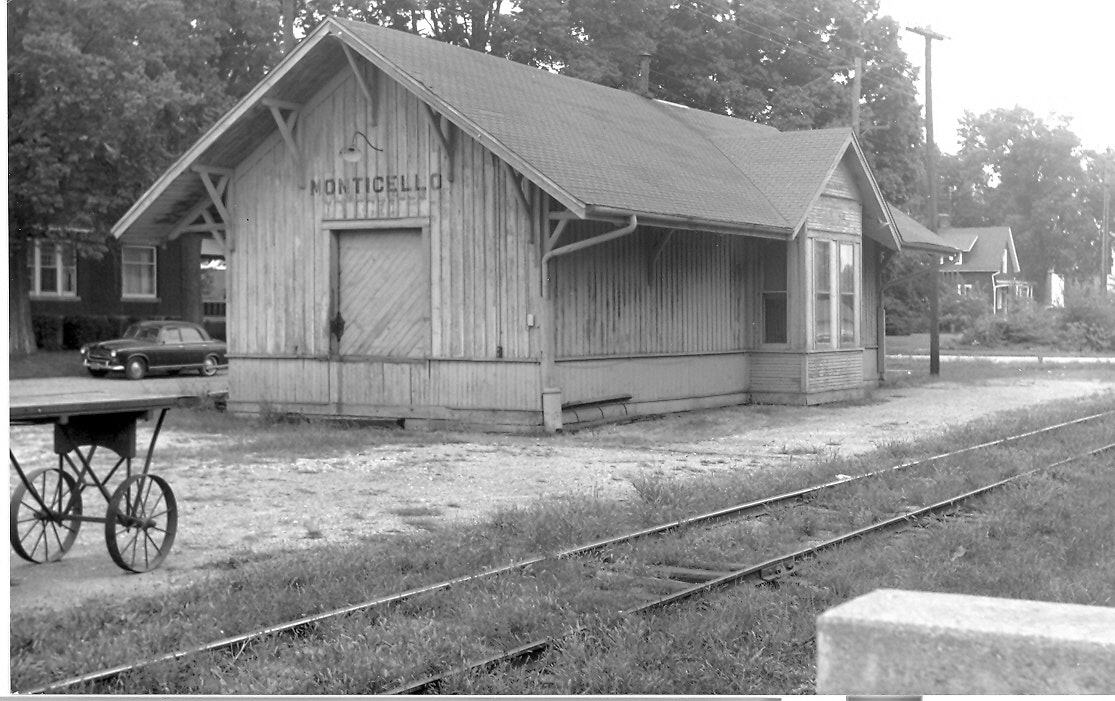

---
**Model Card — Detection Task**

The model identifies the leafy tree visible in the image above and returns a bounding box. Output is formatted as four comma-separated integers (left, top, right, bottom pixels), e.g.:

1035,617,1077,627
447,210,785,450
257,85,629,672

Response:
940,107,1096,300
7,0,282,353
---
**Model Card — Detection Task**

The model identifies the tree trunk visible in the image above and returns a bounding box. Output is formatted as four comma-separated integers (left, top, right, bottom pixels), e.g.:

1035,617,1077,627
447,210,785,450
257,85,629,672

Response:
9,238,38,354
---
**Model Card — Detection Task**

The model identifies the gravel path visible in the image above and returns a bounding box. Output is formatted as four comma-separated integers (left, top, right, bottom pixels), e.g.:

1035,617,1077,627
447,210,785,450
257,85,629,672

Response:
8,372,1115,613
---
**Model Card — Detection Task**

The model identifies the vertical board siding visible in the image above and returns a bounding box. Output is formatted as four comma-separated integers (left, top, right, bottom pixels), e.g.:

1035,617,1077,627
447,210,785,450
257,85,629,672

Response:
862,238,879,349
553,225,744,357
230,357,330,404
229,65,540,418
231,357,538,412
232,67,536,364
557,353,748,404
806,351,862,392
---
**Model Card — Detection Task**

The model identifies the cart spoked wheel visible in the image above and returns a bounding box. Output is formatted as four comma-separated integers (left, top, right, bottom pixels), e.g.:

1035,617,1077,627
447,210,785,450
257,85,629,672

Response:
105,474,177,573
10,467,83,564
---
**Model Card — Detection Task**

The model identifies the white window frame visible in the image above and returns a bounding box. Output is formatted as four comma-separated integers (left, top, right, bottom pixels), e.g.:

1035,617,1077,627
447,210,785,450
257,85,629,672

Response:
28,240,78,298
812,237,860,350
122,245,158,300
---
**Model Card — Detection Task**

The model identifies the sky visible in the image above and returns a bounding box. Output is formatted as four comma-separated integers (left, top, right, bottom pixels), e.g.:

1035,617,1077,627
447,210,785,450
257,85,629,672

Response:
876,0,1115,154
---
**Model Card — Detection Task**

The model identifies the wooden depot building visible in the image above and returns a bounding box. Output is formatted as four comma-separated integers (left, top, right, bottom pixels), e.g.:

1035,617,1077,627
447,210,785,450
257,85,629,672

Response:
112,17,951,432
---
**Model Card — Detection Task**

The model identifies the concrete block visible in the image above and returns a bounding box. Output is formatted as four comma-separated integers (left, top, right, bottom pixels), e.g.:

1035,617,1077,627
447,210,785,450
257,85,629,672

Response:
816,588,1115,694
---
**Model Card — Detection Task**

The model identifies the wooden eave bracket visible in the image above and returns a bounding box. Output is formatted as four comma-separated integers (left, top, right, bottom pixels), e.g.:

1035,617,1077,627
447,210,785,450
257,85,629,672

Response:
262,97,306,189
424,104,456,182
168,165,234,252
341,43,377,126
501,161,532,213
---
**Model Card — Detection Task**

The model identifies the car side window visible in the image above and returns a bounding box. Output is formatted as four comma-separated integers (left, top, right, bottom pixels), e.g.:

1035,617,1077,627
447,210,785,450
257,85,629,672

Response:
179,326,205,343
161,328,182,344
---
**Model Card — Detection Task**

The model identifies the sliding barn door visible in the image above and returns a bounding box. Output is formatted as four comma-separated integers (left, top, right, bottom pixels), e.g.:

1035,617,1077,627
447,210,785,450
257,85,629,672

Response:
334,229,428,359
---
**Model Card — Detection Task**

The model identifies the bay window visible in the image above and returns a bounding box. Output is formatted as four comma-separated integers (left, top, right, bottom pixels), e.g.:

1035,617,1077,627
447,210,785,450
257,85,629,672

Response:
813,238,859,348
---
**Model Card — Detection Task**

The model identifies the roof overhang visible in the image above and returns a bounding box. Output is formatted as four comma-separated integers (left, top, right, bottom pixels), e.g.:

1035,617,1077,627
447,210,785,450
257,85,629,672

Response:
886,206,959,254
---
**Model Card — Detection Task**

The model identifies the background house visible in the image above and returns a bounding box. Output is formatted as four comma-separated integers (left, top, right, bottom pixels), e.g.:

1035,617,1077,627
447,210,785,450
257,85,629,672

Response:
938,226,1032,313
112,18,947,431
27,233,220,348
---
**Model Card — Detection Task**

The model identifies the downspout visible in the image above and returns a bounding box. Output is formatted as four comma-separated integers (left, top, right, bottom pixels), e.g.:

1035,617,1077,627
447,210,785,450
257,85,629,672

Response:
541,214,639,299
538,214,638,432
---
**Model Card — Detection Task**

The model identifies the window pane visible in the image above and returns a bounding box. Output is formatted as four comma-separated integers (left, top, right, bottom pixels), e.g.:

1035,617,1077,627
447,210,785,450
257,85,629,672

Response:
123,246,157,296
839,243,855,345
814,241,831,293
40,242,59,293
839,243,855,292
763,292,787,344
762,240,787,292
814,241,831,345
840,294,855,344
179,327,204,343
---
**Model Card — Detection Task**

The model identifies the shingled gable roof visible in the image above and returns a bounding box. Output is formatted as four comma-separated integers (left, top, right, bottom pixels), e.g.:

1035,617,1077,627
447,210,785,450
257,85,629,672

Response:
112,17,899,245
939,226,1019,273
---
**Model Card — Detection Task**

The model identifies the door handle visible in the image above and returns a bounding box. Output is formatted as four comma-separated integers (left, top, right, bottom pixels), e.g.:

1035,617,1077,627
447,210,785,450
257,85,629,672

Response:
330,311,346,341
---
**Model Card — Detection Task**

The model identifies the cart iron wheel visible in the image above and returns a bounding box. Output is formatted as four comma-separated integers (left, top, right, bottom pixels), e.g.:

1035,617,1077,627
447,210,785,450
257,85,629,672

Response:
105,474,177,573
10,467,83,564
125,357,147,381
201,354,219,377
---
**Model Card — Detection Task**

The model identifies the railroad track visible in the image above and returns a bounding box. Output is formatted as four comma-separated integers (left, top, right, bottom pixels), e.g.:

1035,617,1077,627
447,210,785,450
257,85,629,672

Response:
20,409,1115,695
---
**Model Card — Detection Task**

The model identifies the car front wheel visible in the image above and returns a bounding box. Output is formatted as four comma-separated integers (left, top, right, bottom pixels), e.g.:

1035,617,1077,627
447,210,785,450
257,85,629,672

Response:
201,355,219,377
125,357,147,380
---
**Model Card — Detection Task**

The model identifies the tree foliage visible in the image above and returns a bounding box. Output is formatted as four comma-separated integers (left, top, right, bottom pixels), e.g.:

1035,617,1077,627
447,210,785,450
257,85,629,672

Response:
7,0,283,352
940,107,1107,299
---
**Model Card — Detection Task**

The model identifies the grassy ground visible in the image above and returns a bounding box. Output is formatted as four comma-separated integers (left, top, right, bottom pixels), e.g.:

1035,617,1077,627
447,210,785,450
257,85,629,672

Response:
9,396,1115,693
886,332,1115,357
8,350,88,379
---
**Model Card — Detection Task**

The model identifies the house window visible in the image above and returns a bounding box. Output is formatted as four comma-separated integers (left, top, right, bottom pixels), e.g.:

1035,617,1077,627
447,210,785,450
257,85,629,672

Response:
814,239,859,348
761,240,788,344
122,246,157,298
814,240,832,346
838,242,856,346
28,241,77,297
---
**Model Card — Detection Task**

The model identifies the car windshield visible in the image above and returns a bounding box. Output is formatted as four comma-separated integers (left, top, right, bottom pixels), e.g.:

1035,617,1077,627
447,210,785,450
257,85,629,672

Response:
123,325,161,342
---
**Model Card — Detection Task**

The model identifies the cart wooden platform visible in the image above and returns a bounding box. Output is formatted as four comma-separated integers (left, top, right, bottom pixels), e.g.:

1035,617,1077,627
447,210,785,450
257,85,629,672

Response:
9,380,199,573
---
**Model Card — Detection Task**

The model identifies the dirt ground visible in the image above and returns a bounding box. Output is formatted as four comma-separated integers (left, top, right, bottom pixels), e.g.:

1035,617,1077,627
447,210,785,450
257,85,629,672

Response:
8,371,1115,614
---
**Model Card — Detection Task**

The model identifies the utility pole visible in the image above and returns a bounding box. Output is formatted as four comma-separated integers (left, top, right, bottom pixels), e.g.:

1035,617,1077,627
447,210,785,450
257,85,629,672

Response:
1103,150,1111,296
907,25,947,376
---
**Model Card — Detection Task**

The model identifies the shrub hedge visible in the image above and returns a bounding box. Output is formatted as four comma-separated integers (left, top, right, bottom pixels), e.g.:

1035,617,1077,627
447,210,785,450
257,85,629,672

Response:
32,314,171,350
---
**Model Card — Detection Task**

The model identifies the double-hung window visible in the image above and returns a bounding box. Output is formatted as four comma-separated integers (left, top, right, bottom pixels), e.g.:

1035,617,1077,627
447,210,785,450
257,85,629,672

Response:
813,239,858,348
28,241,78,297
122,246,158,299
761,240,788,344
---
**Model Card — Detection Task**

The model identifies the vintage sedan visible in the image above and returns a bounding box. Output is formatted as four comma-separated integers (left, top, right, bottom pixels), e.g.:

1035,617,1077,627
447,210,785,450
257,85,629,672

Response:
81,320,227,380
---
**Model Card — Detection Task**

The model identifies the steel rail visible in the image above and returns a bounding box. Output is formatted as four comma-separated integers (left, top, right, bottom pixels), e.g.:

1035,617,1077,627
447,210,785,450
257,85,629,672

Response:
383,442,1115,695
20,410,1113,695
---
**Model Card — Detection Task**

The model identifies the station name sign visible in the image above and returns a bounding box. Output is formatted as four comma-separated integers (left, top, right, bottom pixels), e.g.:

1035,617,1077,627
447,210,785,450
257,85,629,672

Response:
310,173,443,198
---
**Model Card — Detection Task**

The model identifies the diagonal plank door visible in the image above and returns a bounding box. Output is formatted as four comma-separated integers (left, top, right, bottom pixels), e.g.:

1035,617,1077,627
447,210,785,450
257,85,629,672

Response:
337,230,428,358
